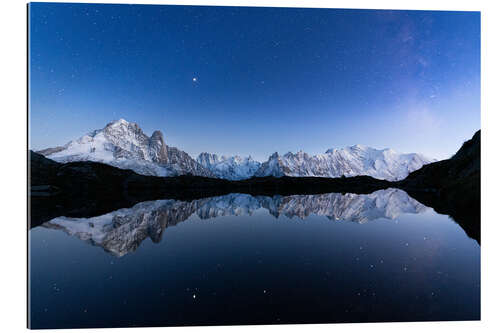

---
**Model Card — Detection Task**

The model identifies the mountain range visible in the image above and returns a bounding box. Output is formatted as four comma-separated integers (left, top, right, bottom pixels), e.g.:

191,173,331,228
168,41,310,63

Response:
38,119,434,181
30,129,481,243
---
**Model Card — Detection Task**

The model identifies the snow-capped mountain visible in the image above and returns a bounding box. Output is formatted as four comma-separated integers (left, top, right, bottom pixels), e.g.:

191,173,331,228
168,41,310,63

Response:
254,145,434,181
37,119,433,181
38,119,213,177
196,152,261,180
42,189,427,257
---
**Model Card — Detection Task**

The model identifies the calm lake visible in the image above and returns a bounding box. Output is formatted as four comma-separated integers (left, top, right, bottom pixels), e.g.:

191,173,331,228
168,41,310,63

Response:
28,188,480,328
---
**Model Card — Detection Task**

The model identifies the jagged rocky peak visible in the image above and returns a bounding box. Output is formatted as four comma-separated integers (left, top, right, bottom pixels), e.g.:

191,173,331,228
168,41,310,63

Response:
285,150,309,159
109,118,128,126
106,118,131,127
197,152,222,165
149,130,166,151
104,118,143,136
196,152,261,180
148,130,170,165
151,130,164,142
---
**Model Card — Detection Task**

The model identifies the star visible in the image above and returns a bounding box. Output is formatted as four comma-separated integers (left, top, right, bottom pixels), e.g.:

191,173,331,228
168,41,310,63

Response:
192,77,198,82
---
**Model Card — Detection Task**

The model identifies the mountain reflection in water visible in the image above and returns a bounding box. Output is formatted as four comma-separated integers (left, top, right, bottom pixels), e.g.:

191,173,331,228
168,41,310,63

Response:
42,188,428,257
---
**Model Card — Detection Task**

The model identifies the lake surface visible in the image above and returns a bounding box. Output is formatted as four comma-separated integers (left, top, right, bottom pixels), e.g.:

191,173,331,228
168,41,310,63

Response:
28,188,480,328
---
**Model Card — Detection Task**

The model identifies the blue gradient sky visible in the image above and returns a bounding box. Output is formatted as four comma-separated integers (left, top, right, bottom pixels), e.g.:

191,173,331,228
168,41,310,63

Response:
29,3,480,161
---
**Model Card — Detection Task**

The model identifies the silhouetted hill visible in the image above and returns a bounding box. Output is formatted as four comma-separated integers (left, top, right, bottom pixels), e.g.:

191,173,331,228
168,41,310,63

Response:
398,130,480,242
399,130,479,191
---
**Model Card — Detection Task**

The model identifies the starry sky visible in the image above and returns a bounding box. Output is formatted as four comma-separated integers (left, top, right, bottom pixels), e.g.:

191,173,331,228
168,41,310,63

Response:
29,3,480,161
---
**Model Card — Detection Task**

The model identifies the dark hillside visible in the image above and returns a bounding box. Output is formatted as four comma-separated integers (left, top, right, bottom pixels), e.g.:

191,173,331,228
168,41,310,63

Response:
398,130,480,242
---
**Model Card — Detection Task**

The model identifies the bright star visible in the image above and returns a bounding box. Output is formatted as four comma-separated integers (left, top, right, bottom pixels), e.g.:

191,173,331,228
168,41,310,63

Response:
192,77,198,82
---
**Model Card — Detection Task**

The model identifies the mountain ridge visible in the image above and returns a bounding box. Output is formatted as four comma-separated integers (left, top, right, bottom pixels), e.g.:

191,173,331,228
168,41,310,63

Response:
37,119,434,181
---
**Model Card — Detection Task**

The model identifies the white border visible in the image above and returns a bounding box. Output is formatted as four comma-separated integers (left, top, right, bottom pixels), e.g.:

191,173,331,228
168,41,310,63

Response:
1,0,499,332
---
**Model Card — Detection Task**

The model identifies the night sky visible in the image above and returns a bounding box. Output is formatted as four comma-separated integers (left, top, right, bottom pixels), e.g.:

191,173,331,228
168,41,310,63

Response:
29,3,480,161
